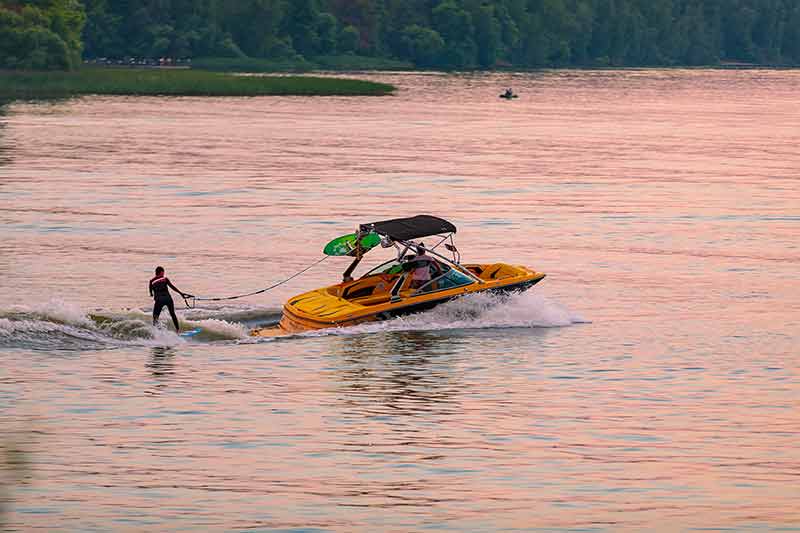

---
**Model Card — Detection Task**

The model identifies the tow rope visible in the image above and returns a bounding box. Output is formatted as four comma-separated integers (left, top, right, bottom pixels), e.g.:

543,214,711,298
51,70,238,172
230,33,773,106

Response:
183,256,329,309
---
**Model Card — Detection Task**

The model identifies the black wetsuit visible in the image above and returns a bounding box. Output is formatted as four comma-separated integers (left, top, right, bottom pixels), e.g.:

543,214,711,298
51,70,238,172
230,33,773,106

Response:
149,276,181,331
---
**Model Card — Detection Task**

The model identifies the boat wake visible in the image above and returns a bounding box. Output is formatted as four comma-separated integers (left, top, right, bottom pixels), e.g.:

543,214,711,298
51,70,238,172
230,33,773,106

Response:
298,290,588,339
0,299,259,351
1,292,586,350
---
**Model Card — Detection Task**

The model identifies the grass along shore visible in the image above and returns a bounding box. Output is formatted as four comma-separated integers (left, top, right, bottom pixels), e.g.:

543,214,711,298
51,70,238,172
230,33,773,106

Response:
0,68,395,100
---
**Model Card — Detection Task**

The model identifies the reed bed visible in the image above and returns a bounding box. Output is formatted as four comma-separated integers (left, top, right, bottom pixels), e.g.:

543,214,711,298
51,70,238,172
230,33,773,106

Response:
0,68,395,100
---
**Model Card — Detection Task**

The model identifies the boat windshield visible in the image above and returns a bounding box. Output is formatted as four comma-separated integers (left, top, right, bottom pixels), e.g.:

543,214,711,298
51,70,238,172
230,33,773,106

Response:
362,259,404,277
413,268,474,295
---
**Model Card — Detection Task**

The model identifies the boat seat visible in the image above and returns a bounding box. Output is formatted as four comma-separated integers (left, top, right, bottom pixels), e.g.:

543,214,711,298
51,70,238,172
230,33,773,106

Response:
349,294,392,306
341,274,395,301
346,286,375,299
466,263,516,281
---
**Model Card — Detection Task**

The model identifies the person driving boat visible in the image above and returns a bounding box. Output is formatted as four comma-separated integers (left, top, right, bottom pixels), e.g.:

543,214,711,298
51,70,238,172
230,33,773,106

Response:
408,243,443,290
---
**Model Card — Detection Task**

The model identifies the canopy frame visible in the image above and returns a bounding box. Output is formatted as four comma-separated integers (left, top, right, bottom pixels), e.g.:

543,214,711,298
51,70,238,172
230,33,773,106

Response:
337,215,479,287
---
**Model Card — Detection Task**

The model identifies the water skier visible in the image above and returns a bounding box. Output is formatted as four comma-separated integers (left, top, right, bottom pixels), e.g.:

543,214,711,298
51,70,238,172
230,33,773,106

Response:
149,266,192,332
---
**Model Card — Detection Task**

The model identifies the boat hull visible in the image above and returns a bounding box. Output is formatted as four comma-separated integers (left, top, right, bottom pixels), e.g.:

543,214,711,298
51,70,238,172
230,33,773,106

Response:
251,263,545,336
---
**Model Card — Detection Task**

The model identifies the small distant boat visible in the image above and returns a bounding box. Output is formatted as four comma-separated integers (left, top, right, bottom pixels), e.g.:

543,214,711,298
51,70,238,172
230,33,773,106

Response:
251,215,545,336
499,92,518,99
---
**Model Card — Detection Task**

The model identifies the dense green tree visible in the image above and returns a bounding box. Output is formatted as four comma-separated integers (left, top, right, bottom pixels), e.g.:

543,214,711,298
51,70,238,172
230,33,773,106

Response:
338,24,360,53
316,12,338,52
723,1,758,60
518,11,549,66
82,0,121,57
782,4,800,61
493,3,520,62
473,4,499,67
6,0,800,71
325,0,385,53
220,0,285,58
400,24,445,66
685,2,718,64
0,0,85,69
283,0,318,57
432,1,476,67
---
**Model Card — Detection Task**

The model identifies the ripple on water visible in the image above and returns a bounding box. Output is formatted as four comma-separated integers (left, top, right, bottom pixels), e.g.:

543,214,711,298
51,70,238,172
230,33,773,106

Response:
2,69,800,531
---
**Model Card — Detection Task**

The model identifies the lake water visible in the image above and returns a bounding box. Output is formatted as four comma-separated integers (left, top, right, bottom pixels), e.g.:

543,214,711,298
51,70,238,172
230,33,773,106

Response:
1,69,799,531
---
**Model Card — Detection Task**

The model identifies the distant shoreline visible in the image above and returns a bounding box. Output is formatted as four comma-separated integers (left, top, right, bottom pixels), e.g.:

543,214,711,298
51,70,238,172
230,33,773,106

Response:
2,62,796,104
188,56,800,74
84,55,800,75
0,68,396,102
83,55,415,74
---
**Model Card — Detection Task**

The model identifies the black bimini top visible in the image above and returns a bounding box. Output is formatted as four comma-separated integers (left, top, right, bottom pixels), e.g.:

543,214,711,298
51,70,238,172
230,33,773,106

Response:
361,215,456,242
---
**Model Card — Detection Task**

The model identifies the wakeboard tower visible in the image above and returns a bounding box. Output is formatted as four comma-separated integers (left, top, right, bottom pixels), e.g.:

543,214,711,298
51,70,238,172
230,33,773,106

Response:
251,215,545,336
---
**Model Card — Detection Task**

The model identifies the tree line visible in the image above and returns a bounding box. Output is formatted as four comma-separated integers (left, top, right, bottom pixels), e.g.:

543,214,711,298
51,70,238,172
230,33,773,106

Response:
0,1,85,69
2,0,800,70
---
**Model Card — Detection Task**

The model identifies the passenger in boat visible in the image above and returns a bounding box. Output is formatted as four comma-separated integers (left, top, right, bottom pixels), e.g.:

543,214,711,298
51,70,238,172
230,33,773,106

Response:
503,88,514,98
149,266,192,332
409,243,442,290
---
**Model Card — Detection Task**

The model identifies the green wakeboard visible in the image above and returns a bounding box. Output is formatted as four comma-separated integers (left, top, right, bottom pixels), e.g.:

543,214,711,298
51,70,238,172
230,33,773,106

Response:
324,232,381,257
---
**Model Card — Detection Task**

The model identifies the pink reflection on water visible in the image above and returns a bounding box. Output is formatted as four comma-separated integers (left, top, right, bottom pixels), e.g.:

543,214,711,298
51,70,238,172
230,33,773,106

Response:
1,69,799,530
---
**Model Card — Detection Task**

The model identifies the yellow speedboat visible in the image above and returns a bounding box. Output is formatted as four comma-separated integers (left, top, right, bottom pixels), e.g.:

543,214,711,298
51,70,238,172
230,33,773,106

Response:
251,215,545,336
